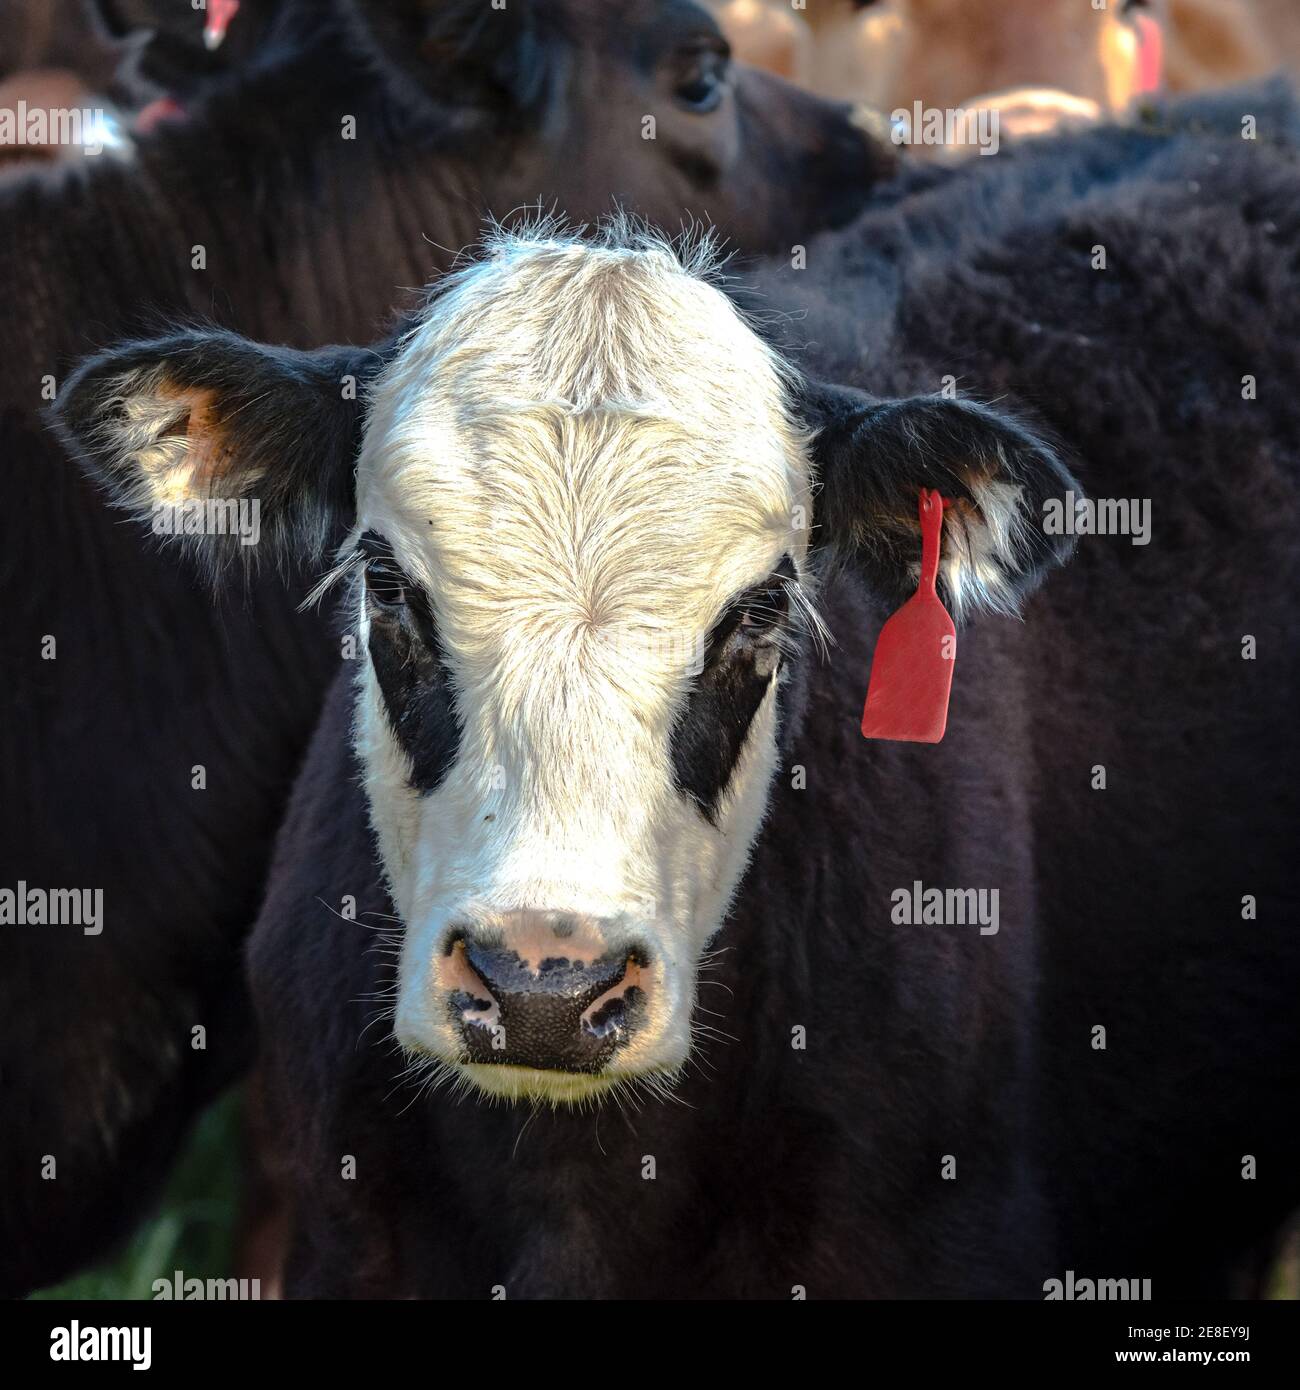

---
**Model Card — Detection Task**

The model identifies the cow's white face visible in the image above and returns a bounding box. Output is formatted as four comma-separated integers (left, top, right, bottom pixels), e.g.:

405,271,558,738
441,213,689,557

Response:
60,224,1079,1110
350,234,816,1103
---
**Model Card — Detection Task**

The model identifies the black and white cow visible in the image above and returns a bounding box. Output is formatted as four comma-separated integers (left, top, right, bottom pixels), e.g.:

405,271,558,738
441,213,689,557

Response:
1,0,893,1295
58,216,1078,1296
56,91,1300,1297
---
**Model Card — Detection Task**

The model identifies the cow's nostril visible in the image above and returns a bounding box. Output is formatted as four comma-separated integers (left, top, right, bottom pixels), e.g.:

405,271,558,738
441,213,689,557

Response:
452,935,647,1074
583,986,645,1043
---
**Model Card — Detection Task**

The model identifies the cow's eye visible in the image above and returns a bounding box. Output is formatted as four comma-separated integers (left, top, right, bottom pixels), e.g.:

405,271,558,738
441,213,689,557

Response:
358,531,413,610
365,557,408,609
703,562,795,670
673,45,729,113
735,587,789,639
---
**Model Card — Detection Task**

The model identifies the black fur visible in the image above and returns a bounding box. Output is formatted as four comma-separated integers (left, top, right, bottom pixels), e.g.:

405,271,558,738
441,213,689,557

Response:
361,533,464,795
339,0,575,133
671,556,794,821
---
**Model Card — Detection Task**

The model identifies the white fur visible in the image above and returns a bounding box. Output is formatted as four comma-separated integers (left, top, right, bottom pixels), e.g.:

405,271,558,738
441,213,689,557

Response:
350,225,813,1104
943,477,1030,620
95,368,220,506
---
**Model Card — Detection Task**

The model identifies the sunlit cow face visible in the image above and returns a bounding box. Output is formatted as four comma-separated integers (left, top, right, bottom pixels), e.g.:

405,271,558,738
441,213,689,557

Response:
348,235,823,1103
57,223,1079,1105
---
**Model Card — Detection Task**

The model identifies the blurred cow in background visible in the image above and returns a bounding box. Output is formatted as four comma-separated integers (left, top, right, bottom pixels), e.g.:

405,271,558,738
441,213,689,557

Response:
0,0,125,169
711,0,1300,155
0,0,273,172
1166,0,1300,93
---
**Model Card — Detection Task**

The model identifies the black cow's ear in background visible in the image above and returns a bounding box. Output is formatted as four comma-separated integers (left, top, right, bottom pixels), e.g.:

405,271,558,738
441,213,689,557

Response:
50,329,388,575
796,380,1083,621
343,0,567,133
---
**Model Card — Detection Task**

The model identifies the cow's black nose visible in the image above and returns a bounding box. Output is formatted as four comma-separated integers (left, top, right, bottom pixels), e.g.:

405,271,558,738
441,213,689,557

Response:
451,936,646,1073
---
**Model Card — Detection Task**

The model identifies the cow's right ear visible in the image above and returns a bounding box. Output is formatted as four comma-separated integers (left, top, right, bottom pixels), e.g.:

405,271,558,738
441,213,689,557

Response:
51,329,389,572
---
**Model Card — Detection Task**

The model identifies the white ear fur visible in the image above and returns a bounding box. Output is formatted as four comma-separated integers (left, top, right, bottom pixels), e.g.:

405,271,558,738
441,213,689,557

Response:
940,477,1032,621
94,368,256,509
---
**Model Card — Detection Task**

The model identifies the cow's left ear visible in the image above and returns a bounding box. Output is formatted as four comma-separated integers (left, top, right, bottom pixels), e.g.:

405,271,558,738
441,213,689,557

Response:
797,381,1081,620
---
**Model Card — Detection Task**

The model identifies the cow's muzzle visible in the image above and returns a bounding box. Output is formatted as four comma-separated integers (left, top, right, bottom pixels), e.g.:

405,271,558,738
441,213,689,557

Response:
440,913,648,1074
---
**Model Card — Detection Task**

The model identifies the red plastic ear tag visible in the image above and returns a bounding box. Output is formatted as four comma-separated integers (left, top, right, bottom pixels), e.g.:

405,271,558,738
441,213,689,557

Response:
861,489,956,744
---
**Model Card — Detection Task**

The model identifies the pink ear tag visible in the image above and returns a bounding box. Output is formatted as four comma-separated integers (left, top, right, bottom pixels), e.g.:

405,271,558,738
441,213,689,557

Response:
204,0,241,51
860,489,956,744
1134,14,1164,95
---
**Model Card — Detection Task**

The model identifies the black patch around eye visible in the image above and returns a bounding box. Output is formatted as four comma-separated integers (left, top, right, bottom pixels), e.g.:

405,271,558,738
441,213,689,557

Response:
361,531,462,795
671,557,796,823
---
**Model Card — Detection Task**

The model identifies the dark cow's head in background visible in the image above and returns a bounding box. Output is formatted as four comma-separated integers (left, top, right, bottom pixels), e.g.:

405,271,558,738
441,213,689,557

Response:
340,0,897,242
55,222,1077,1106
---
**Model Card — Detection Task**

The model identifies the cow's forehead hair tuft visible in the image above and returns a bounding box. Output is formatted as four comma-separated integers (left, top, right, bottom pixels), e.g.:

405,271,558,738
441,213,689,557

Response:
349,219,815,650
364,213,801,430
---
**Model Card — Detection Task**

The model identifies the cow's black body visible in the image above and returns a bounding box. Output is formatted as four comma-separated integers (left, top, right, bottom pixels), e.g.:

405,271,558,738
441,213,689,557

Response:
0,22,361,1295
248,86,1300,1296
0,0,883,1295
